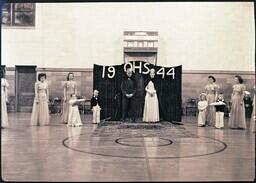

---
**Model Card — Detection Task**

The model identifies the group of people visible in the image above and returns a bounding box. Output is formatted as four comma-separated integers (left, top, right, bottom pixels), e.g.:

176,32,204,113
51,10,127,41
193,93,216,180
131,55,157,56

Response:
30,72,101,127
1,70,255,132
121,68,160,123
60,72,101,126
1,67,160,129
29,68,159,126
197,75,255,132
1,71,101,128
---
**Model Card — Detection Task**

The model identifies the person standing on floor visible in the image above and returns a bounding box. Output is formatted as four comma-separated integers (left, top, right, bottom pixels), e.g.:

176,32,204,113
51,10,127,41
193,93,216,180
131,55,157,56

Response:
67,93,85,127
143,68,159,123
121,68,137,122
31,73,50,126
90,90,101,124
197,93,208,127
228,75,247,129
1,69,9,128
214,93,226,129
205,75,219,126
63,72,77,124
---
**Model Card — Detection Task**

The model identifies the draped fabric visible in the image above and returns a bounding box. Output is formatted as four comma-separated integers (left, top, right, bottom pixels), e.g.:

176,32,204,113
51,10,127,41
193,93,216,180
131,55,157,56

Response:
93,61,182,122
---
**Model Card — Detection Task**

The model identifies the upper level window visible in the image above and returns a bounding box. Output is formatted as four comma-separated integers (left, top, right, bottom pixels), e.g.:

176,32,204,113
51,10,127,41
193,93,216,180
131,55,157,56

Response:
2,3,35,27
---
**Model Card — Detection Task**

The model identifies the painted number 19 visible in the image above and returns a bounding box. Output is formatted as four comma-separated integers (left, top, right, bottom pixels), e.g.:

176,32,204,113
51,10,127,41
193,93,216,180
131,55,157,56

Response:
102,66,116,78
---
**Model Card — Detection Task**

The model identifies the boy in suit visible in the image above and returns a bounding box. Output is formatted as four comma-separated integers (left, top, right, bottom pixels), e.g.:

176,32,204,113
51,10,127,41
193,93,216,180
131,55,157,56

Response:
91,90,101,124
215,93,226,129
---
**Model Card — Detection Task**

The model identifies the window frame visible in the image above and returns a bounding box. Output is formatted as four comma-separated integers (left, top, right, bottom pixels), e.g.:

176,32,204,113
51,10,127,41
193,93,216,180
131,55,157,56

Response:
1,3,36,29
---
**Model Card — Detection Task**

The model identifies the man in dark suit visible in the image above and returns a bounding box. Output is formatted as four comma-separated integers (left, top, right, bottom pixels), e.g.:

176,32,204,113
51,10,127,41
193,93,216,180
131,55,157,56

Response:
121,68,137,122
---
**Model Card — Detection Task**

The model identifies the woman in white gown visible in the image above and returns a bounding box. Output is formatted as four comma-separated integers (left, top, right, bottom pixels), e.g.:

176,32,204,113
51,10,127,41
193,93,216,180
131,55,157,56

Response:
1,73,9,128
143,69,159,123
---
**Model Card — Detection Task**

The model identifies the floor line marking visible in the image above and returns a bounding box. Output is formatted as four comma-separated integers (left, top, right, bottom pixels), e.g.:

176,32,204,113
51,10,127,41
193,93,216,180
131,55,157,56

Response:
143,137,152,181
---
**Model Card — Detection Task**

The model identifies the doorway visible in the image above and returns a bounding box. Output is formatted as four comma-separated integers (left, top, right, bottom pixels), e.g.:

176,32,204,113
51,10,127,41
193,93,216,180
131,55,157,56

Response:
15,66,36,112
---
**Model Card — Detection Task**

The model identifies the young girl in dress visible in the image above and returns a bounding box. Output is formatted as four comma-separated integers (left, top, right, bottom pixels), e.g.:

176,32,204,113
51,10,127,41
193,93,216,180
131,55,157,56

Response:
63,72,77,124
67,93,85,127
31,73,50,126
90,90,101,124
197,93,208,127
143,68,159,123
1,69,9,128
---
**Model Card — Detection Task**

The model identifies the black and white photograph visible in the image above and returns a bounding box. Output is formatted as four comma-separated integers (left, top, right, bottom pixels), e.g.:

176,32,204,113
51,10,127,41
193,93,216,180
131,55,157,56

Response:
1,1,255,182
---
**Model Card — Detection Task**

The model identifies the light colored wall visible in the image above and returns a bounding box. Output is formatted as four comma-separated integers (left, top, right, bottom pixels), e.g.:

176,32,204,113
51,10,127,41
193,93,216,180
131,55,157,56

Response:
1,2,255,71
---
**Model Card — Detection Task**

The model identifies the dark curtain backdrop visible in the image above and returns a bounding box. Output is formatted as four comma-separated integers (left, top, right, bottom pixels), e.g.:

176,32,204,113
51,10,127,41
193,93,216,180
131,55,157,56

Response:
93,61,182,122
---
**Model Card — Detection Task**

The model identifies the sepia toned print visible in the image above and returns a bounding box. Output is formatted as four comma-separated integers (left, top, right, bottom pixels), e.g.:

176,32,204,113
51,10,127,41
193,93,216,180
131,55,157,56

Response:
1,2,255,182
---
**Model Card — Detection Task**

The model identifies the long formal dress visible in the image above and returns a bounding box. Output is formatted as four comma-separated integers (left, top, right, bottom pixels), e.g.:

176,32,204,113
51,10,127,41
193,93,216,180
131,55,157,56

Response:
1,78,9,128
143,81,159,122
31,82,50,126
63,81,77,123
67,99,83,127
228,84,246,129
197,100,208,126
250,95,255,132
205,83,219,126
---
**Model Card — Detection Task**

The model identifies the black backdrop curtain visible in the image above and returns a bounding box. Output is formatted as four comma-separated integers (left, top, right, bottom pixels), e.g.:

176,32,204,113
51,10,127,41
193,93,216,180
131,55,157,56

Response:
93,61,182,122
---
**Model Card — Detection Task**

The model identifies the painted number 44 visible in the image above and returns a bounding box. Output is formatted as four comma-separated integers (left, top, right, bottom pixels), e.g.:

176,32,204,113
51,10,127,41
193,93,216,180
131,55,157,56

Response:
156,67,175,79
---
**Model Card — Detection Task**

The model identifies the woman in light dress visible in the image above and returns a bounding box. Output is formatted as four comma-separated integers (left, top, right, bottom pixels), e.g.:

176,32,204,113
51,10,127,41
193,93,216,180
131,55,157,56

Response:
67,93,85,127
197,93,208,127
205,76,219,126
63,72,77,124
1,70,9,128
143,68,159,123
228,75,246,129
31,73,50,126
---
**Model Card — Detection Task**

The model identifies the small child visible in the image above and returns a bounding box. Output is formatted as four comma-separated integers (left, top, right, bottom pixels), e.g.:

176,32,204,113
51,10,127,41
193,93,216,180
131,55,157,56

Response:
91,90,101,124
214,93,226,129
67,93,86,127
197,93,208,127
